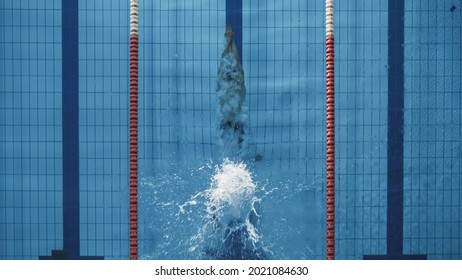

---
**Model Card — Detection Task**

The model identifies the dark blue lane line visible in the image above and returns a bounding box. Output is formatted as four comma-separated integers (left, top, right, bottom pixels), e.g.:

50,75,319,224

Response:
226,0,243,59
61,0,81,259
364,0,425,260
386,0,405,257
41,0,102,260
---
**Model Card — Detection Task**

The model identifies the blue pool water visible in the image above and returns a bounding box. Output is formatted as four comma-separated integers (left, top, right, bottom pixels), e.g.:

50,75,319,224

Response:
139,158,322,259
0,0,461,260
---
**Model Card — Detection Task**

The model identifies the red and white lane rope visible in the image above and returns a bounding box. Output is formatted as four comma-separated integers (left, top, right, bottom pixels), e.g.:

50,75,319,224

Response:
326,0,335,260
129,0,139,260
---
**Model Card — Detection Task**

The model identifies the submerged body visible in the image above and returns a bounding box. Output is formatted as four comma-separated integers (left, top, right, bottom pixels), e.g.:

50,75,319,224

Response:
210,26,265,260
217,25,247,159
206,219,266,260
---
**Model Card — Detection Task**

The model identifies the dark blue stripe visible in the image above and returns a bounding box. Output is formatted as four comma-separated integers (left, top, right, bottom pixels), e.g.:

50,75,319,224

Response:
41,0,102,260
387,0,405,256
61,0,80,259
365,0,426,260
226,0,243,59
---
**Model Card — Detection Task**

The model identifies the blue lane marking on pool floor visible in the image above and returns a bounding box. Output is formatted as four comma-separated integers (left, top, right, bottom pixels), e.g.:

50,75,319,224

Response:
226,0,243,60
40,0,103,260
61,0,81,259
364,0,425,260
386,0,405,257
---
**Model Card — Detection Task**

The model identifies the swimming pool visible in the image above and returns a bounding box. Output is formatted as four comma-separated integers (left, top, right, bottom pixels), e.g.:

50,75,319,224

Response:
0,0,461,260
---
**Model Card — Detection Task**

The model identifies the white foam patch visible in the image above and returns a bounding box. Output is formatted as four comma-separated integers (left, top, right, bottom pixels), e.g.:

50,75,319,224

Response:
206,159,256,221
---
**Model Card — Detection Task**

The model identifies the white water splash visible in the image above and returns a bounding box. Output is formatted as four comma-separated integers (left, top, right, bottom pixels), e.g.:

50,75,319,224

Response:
201,159,265,259
139,160,319,260
206,159,256,221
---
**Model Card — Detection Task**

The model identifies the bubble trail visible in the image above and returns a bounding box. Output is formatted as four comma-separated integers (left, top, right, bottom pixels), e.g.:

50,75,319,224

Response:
217,25,247,160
